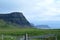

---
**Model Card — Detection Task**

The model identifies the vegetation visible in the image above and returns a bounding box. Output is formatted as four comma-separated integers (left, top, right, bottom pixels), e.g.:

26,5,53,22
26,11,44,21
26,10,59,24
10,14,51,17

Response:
0,20,60,40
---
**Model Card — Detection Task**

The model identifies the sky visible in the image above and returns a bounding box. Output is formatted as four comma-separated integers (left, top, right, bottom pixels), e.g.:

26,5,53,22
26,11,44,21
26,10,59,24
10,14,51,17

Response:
0,0,60,29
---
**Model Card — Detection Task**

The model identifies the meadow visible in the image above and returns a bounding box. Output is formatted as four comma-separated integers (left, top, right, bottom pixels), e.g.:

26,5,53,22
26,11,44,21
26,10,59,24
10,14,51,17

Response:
0,28,60,35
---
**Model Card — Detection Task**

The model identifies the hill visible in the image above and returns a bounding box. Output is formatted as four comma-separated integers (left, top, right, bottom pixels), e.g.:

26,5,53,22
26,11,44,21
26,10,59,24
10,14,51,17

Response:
0,12,31,27
36,25,50,29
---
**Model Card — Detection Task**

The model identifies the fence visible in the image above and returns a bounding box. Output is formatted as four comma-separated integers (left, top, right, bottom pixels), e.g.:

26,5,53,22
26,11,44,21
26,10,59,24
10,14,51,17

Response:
25,34,57,40
0,34,16,40
0,34,57,40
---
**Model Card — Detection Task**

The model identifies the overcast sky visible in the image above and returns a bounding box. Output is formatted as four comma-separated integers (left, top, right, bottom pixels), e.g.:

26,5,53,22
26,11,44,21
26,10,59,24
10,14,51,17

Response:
0,0,60,29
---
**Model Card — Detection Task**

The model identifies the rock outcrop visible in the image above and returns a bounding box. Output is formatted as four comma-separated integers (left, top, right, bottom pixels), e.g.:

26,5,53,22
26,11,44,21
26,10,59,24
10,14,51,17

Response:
0,12,31,26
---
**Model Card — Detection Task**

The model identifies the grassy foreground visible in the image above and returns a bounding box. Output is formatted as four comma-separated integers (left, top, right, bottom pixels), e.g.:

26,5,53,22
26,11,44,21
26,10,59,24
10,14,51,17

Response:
0,28,60,35
0,28,60,40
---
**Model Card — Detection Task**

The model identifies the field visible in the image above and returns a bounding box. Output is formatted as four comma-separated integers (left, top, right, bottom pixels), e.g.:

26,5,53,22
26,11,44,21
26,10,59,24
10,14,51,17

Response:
0,28,60,40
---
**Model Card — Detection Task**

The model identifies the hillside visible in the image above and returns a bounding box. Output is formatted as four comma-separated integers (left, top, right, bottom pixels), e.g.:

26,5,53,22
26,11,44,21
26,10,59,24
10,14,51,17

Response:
0,19,18,28
0,19,33,28
0,12,31,27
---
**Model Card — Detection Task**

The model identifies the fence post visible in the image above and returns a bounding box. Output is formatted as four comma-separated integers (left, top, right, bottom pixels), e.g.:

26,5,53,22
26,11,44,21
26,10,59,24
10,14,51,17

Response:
2,34,4,40
25,33,28,40
55,35,57,40
21,35,25,40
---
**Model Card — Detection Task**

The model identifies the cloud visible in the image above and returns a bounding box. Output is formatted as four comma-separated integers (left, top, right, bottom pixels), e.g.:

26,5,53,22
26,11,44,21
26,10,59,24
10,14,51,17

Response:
22,0,60,22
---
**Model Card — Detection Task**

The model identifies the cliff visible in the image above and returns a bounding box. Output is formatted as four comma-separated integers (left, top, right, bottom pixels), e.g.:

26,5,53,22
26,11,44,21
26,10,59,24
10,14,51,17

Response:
0,12,31,26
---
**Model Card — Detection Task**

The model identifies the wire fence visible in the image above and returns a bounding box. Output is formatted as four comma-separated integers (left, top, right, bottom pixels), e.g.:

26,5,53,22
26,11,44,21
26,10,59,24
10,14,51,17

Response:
0,34,57,40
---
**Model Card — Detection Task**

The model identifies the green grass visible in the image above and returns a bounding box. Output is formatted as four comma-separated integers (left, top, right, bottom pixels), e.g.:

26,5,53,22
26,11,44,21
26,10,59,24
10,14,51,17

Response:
0,28,60,36
0,28,60,35
0,28,60,40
